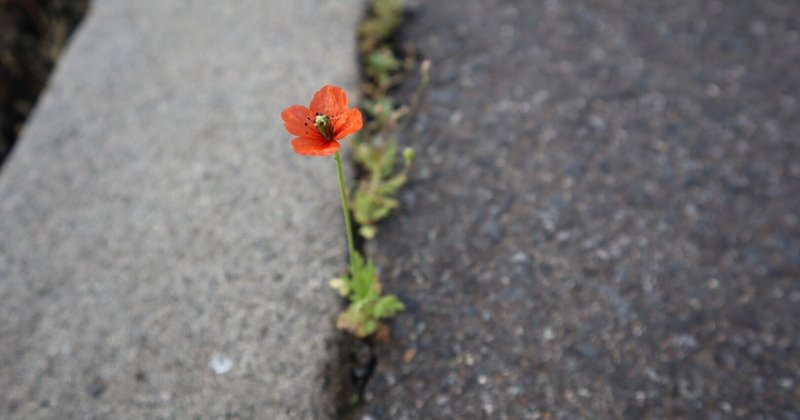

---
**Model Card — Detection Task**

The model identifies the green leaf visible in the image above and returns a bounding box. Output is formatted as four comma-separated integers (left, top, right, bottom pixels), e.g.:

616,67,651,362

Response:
364,97,394,126
366,47,400,75
377,173,407,195
352,189,372,225
373,295,405,318
336,306,367,337
363,319,378,335
347,252,378,301
370,197,400,221
378,140,398,178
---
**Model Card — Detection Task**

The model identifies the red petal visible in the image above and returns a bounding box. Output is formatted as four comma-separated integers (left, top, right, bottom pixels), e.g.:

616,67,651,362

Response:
290,137,340,156
333,108,364,140
281,105,325,140
310,85,348,117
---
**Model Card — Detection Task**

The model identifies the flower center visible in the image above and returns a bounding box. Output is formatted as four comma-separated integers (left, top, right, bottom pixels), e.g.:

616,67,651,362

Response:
315,114,334,140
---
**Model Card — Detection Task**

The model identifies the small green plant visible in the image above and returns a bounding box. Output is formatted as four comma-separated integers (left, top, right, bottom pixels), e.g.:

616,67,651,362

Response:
329,251,404,337
351,58,429,239
352,141,414,239
359,0,405,53
353,0,431,240
364,46,403,95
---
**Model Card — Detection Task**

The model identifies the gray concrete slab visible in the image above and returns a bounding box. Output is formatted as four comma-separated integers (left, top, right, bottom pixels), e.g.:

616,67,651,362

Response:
0,0,363,418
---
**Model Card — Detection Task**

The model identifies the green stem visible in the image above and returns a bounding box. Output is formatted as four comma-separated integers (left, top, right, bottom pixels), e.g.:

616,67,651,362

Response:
334,150,356,264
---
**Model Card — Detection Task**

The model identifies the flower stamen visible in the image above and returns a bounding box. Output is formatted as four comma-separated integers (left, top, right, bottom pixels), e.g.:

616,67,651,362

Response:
315,114,334,140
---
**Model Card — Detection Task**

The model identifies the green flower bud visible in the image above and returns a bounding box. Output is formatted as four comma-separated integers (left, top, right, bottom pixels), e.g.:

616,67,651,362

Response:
403,147,415,166
359,225,377,240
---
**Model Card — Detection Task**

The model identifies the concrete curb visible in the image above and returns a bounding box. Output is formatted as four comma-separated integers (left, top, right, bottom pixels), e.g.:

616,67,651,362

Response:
0,1,363,418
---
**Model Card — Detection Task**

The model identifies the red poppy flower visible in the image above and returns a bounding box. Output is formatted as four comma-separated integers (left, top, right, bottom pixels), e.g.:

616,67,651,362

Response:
281,85,363,156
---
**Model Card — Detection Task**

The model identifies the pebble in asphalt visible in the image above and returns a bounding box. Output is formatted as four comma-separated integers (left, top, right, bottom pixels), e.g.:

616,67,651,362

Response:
363,0,800,418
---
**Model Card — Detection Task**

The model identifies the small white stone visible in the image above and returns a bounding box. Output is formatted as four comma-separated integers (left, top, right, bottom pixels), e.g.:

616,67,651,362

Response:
210,354,233,374
543,327,555,341
511,252,528,263
465,353,476,366
483,402,494,415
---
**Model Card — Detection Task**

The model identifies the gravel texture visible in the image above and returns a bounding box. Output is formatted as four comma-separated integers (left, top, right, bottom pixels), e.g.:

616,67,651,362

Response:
0,0,362,418
363,0,800,418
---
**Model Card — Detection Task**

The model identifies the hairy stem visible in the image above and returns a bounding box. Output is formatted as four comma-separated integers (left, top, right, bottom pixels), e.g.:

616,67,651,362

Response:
334,150,356,264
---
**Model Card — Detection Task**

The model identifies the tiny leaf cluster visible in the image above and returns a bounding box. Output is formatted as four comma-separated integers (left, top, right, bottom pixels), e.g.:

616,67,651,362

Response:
330,252,404,337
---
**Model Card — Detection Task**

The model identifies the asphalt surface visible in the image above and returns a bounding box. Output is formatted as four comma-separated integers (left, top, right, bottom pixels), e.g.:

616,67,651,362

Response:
362,0,800,418
0,0,363,418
